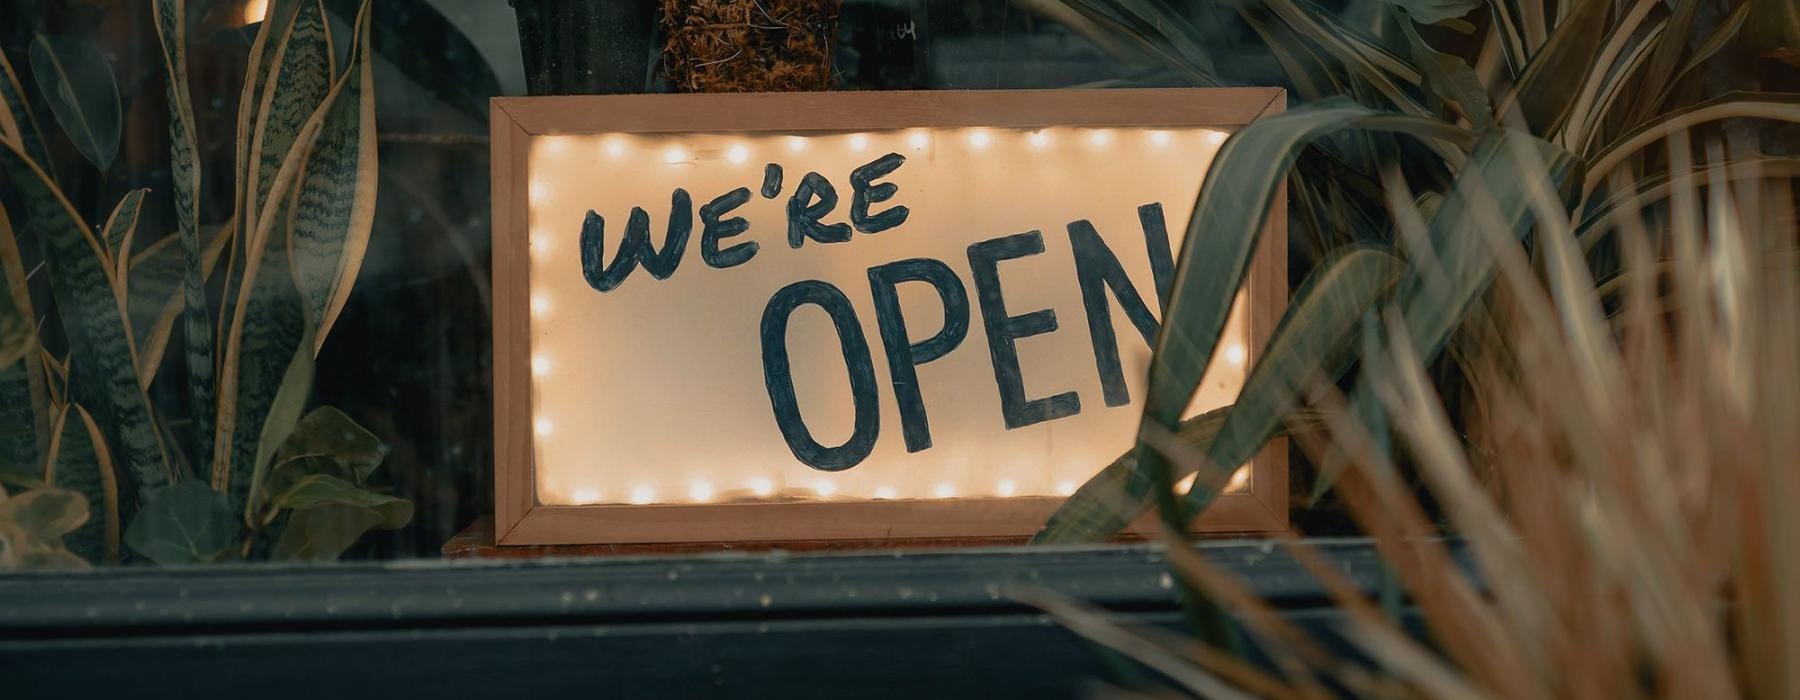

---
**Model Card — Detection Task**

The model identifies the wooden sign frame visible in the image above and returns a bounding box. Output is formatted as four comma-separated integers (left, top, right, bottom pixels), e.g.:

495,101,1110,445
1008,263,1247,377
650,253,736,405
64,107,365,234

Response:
491,88,1288,546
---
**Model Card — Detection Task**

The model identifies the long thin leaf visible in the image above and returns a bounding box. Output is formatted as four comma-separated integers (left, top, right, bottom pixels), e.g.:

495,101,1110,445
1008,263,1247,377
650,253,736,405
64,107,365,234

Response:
151,0,216,470
1135,97,1468,531
289,5,377,354
0,49,53,175
1497,0,1611,135
1313,129,1581,499
43,403,121,564
0,141,174,505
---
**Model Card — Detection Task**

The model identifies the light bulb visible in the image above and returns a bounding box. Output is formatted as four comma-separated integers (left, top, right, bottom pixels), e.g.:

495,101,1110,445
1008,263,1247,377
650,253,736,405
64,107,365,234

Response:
1224,343,1247,366
907,131,930,150
662,147,687,164
1227,466,1251,492
1056,481,1077,496
630,485,655,504
934,483,956,499
815,480,837,497
529,182,549,204
604,137,626,158
1150,130,1172,147
534,418,554,436
1089,129,1112,147
873,486,897,500
572,487,602,504
848,134,869,151
531,355,551,377
750,477,775,497
530,294,551,317
1028,131,1049,149
967,130,992,149
996,479,1018,497
1174,472,1198,495
688,480,714,502
727,144,750,164
786,136,807,152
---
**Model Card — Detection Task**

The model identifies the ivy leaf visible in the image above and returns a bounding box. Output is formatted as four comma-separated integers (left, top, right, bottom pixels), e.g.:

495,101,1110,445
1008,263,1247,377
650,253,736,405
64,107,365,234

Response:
0,487,88,540
27,35,121,171
124,481,238,565
268,473,411,561
1398,15,1493,130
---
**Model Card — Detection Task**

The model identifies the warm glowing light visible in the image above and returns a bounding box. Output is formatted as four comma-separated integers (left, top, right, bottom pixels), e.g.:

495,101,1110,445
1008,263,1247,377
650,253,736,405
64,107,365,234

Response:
535,418,555,437
967,130,992,149
815,480,837,497
996,479,1018,497
1227,466,1251,492
529,182,550,204
1150,130,1172,147
242,0,268,25
530,294,551,317
531,355,552,377
542,137,570,157
873,486,897,500
1205,130,1228,147
1224,343,1247,366
848,134,869,151
572,487,602,504
907,131,930,150
1089,129,1112,147
1028,131,1049,149
750,477,775,497
1174,472,1198,495
688,480,714,502
630,485,655,505
662,147,688,164
604,137,627,158
934,483,956,499
1056,481,1077,496
529,236,551,260
786,136,807,152
726,144,750,164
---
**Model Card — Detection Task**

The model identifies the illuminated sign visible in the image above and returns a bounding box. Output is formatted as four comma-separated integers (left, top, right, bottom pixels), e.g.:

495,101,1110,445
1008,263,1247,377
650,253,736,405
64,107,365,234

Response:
491,89,1287,545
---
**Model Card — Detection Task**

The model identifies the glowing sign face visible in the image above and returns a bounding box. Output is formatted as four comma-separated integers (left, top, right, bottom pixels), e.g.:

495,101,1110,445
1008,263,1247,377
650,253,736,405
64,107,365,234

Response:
492,90,1287,545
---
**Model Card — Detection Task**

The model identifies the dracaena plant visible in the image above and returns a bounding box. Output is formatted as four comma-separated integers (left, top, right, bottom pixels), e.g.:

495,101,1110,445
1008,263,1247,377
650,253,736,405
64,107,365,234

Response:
0,0,408,569
1030,0,1800,551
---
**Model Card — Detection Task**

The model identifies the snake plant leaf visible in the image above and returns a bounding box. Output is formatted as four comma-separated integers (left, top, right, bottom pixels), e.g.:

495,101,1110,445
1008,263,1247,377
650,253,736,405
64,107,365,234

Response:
0,49,53,176
1398,15,1493,130
247,0,333,244
268,473,411,561
26,35,121,172
44,403,121,564
0,140,174,502
1035,247,1406,542
243,326,313,522
1131,97,1468,530
289,2,376,354
0,203,42,470
99,189,145,270
1744,0,1800,66
151,0,216,470
1377,0,1480,25
128,224,232,389
219,207,305,510
123,480,237,565
1311,129,1582,499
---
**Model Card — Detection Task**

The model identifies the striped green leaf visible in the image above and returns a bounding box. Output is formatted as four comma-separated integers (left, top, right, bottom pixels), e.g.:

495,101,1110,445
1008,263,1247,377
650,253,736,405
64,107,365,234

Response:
0,140,173,506
99,189,145,268
26,35,121,172
247,0,333,240
150,0,216,470
0,204,49,462
45,404,121,564
0,49,53,175
289,2,376,352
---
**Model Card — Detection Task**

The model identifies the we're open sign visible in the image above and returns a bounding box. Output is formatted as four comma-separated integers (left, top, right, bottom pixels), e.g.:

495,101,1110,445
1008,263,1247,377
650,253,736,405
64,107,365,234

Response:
491,89,1287,546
